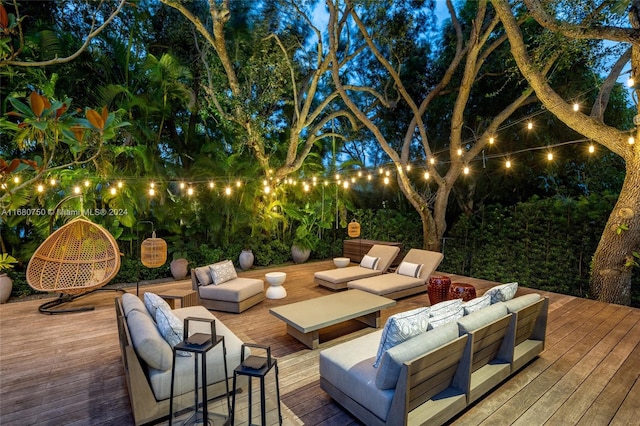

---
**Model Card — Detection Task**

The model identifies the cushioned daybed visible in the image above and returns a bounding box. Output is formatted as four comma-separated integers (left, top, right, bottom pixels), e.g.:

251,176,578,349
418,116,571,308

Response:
191,260,264,313
314,244,401,290
347,248,443,299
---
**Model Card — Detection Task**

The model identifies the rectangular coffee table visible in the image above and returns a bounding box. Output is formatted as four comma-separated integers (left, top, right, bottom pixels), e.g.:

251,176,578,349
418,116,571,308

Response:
269,289,396,349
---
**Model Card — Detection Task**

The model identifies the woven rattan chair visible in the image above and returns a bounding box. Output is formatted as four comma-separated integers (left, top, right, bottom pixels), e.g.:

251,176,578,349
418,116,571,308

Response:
27,217,122,313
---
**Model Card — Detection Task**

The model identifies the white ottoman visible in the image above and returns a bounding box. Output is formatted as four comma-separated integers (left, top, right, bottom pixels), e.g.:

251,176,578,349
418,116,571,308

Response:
333,257,351,268
265,272,287,299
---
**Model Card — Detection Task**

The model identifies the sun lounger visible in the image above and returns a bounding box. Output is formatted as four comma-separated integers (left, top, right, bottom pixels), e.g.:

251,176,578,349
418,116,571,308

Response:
347,249,444,299
314,244,401,290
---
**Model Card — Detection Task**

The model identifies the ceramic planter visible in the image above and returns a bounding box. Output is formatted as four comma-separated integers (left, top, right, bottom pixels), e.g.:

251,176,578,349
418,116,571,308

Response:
0,273,13,304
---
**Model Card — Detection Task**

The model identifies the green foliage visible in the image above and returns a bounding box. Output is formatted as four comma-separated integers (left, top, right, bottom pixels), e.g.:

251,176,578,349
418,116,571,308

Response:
441,193,639,307
0,253,18,271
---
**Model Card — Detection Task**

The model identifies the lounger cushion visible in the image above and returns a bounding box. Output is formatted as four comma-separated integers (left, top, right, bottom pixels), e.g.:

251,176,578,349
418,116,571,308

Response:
360,255,380,270
485,282,518,303
374,307,430,367
198,277,263,302
375,322,459,390
143,292,171,319
504,293,541,312
315,265,382,284
348,273,423,296
428,299,463,329
457,303,508,334
122,292,151,318
319,330,394,421
209,260,238,285
396,261,423,278
462,293,491,314
194,266,213,285
127,309,173,371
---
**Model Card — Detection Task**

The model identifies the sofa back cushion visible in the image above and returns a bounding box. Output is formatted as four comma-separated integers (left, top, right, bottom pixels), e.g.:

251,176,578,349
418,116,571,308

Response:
209,260,238,285
375,321,459,390
485,282,518,303
462,293,491,315
457,302,509,334
127,309,173,371
428,299,463,329
194,265,213,285
503,293,541,313
122,293,150,319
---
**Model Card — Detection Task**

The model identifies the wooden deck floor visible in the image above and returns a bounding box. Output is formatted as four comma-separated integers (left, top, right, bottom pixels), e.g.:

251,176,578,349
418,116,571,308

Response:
1,260,639,425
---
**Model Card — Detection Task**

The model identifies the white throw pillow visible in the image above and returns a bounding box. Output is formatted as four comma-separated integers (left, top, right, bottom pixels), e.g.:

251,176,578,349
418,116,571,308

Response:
396,261,424,278
373,307,430,367
428,299,463,329
155,305,191,357
143,292,171,319
462,293,491,315
360,255,380,270
485,282,518,304
209,260,238,285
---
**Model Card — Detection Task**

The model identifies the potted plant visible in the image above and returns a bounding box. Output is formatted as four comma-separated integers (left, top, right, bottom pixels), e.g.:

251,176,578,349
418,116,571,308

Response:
0,253,18,304
291,222,318,264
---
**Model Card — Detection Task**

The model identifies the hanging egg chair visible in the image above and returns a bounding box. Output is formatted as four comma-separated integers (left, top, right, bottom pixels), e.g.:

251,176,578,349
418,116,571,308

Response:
27,217,122,314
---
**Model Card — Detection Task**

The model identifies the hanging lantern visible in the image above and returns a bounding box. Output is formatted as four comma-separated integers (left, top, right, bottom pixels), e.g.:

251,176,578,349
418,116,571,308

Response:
348,219,361,238
141,231,167,268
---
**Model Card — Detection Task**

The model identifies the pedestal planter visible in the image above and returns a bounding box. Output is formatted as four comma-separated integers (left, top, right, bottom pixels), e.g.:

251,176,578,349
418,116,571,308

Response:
0,274,13,304
170,258,189,279
291,245,311,264
239,250,254,271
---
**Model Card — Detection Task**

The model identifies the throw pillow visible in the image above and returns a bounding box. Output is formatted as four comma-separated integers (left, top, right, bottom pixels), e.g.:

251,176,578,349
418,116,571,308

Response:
373,307,430,367
428,299,463,329
485,282,518,304
155,305,191,357
194,266,213,285
462,293,491,315
360,255,380,270
143,292,171,319
396,261,424,278
209,260,238,285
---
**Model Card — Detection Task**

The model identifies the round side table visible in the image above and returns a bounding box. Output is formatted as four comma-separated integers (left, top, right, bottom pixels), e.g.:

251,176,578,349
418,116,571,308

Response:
448,282,477,301
428,276,451,305
333,257,350,268
265,272,287,299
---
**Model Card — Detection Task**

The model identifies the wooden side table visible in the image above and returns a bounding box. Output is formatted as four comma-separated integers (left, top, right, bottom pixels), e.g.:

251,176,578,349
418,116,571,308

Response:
157,289,198,309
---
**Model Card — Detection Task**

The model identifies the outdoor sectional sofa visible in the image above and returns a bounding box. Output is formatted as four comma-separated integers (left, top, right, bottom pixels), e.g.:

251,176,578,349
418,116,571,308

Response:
319,286,548,426
115,292,248,425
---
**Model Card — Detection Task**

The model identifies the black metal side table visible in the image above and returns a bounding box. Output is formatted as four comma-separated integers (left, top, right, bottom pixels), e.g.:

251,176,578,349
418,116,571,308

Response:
169,317,231,425
231,344,282,426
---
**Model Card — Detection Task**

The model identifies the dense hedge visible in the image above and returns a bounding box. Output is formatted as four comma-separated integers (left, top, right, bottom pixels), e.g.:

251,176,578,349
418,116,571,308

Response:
440,193,639,307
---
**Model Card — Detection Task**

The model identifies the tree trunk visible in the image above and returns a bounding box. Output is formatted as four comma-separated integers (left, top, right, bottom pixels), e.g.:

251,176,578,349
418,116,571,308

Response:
590,156,640,305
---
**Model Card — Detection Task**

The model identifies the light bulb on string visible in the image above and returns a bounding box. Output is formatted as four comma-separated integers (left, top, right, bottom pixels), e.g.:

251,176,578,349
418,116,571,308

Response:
117,181,123,189
84,180,90,187
49,178,56,186
489,136,495,145
385,170,390,177
149,188,155,196
573,103,579,112
357,171,362,178
527,121,533,130
547,152,554,161
505,160,512,169
209,181,215,189
463,166,470,175
179,182,185,190
383,177,390,185
429,158,435,165
588,144,595,153
73,186,81,194
629,136,635,145
37,184,44,193
628,77,635,87
343,181,349,189
187,187,194,196
378,168,384,175
304,183,310,192
13,176,20,184
367,174,372,181
225,187,232,196
424,172,430,180
264,185,271,194
110,187,117,195
406,165,411,172
236,180,242,187
351,177,356,183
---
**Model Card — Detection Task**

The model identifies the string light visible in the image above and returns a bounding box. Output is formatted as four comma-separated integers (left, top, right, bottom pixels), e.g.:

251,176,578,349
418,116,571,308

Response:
209,181,215,189
424,172,430,179
463,166,470,175
149,188,155,196
263,185,271,194
429,158,435,165
573,103,579,112
505,160,512,169
73,186,81,194
179,182,186,189
187,187,194,196
547,152,554,161
117,181,123,188
225,187,232,195
37,184,44,193
628,77,635,87
367,174,372,181
13,176,20,184
489,136,495,145
527,122,533,130
110,187,117,195
383,177,390,185
236,180,242,187
588,145,595,153
304,183,310,192
49,178,56,186
84,180,90,187
457,148,463,156
629,136,635,145
343,181,349,189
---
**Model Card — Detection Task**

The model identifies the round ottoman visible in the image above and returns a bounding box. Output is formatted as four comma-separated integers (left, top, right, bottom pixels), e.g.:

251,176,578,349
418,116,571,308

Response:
448,282,477,301
427,276,451,305
265,272,287,299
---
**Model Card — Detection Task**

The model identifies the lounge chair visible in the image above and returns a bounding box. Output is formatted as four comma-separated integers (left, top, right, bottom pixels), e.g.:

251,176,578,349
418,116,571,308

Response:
314,244,401,290
347,249,443,299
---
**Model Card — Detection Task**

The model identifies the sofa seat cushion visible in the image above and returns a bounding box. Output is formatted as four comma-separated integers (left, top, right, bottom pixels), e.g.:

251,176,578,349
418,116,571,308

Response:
315,266,382,284
127,309,173,371
347,273,423,296
198,277,264,302
319,330,394,421
148,306,248,401
376,321,459,390
504,293,541,312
